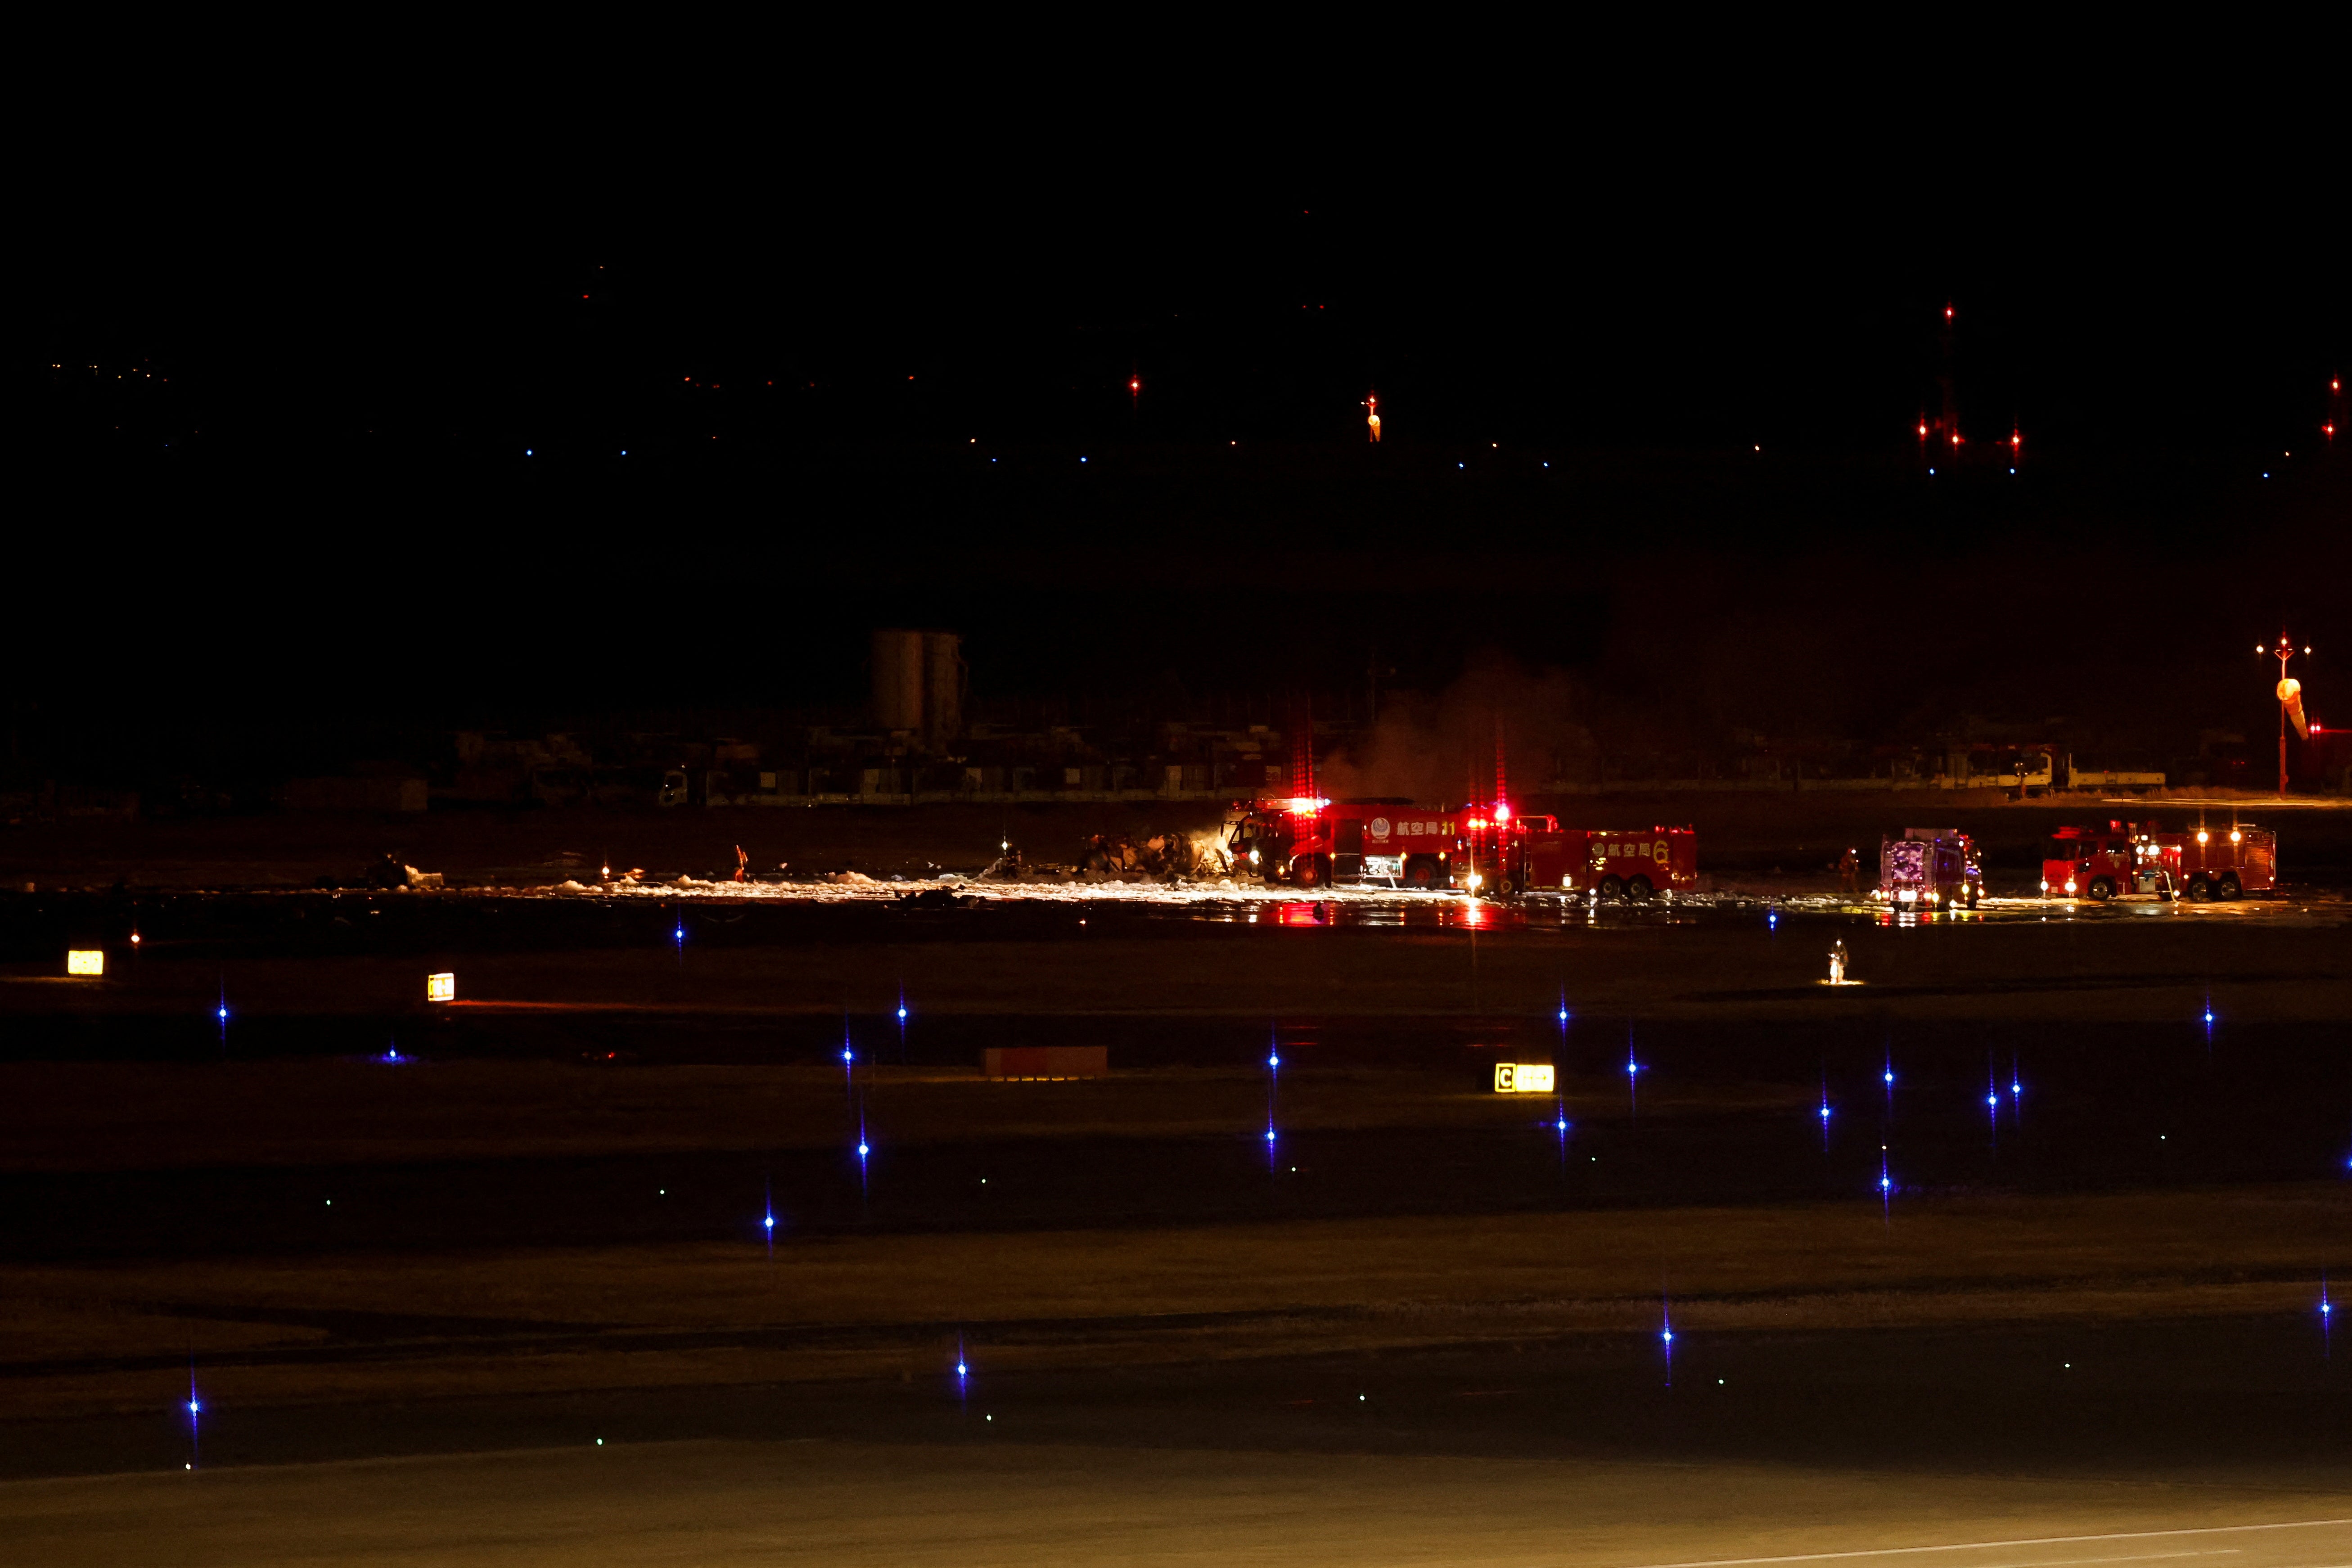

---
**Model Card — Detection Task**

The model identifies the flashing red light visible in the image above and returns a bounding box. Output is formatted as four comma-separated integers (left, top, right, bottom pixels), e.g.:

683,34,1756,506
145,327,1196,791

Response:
2011,431,2022,451
1466,818,1486,831
1129,378,1140,392
1944,305,1954,321
1494,803,1511,822
1917,421,1928,439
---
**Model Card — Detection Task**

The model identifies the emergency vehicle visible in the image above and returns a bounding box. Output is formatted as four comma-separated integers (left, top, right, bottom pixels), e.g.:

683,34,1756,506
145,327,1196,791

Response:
1223,798,1699,899
1873,828,1983,910
1223,798,1460,888
1462,812,1698,901
2041,820,2275,902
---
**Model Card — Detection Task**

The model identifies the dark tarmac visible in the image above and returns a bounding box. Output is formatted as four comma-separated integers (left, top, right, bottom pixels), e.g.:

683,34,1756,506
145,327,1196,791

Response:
2,884,2347,1561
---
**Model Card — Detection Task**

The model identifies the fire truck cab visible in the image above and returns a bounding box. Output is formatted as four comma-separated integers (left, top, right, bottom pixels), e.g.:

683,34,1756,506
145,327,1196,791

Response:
2040,822,2164,901
1875,828,1983,910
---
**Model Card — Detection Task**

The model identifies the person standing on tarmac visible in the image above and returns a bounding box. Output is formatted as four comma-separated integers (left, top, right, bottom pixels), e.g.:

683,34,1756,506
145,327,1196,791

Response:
1838,847,1860,897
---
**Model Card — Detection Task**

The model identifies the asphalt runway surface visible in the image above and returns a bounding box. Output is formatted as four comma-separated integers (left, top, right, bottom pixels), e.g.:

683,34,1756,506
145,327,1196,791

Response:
5,1437,2347,1566
3,887,2347,1561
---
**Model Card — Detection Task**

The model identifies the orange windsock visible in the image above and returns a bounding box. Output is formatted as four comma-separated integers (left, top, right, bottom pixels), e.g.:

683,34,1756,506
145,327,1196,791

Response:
2278,677,2309,738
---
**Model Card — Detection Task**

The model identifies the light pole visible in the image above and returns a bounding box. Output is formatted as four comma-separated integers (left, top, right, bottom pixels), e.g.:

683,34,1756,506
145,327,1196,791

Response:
2262,631,2311,798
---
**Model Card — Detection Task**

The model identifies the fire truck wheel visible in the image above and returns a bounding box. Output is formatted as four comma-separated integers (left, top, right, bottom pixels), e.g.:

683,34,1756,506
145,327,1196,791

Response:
1494,878,1515,897
1293,855,1327,889
1627,876,1653,902
1597,875,1624,902
2087,876,2116,901
1404,859,1435,889
2186,876,2212,902
2218,874,2242,900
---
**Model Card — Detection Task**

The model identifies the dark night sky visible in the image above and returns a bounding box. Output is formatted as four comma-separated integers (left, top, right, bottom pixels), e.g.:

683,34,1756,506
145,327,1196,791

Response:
24,122,2348,776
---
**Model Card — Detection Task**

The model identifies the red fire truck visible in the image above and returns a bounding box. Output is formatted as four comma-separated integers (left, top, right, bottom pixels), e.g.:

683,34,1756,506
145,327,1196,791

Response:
2041,820,2276,902
1873,828,1984,910
1224,798,1699,901
1223,797,1462,888
1462,811,1699,901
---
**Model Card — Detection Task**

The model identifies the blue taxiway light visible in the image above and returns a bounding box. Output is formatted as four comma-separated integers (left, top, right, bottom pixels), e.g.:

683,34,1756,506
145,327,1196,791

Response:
858,1143,869,1157
1268,1054,1280,1069
897,1006,907,1020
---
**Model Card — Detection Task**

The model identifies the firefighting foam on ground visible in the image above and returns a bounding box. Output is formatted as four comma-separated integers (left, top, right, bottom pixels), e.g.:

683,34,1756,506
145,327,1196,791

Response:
444,796,2341,928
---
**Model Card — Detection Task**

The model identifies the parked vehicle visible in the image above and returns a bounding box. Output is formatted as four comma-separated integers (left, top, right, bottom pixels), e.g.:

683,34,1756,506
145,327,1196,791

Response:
1223,798,1460,888
1874,828,1983,909
1221,798,1699,900
2043,820,2275,902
